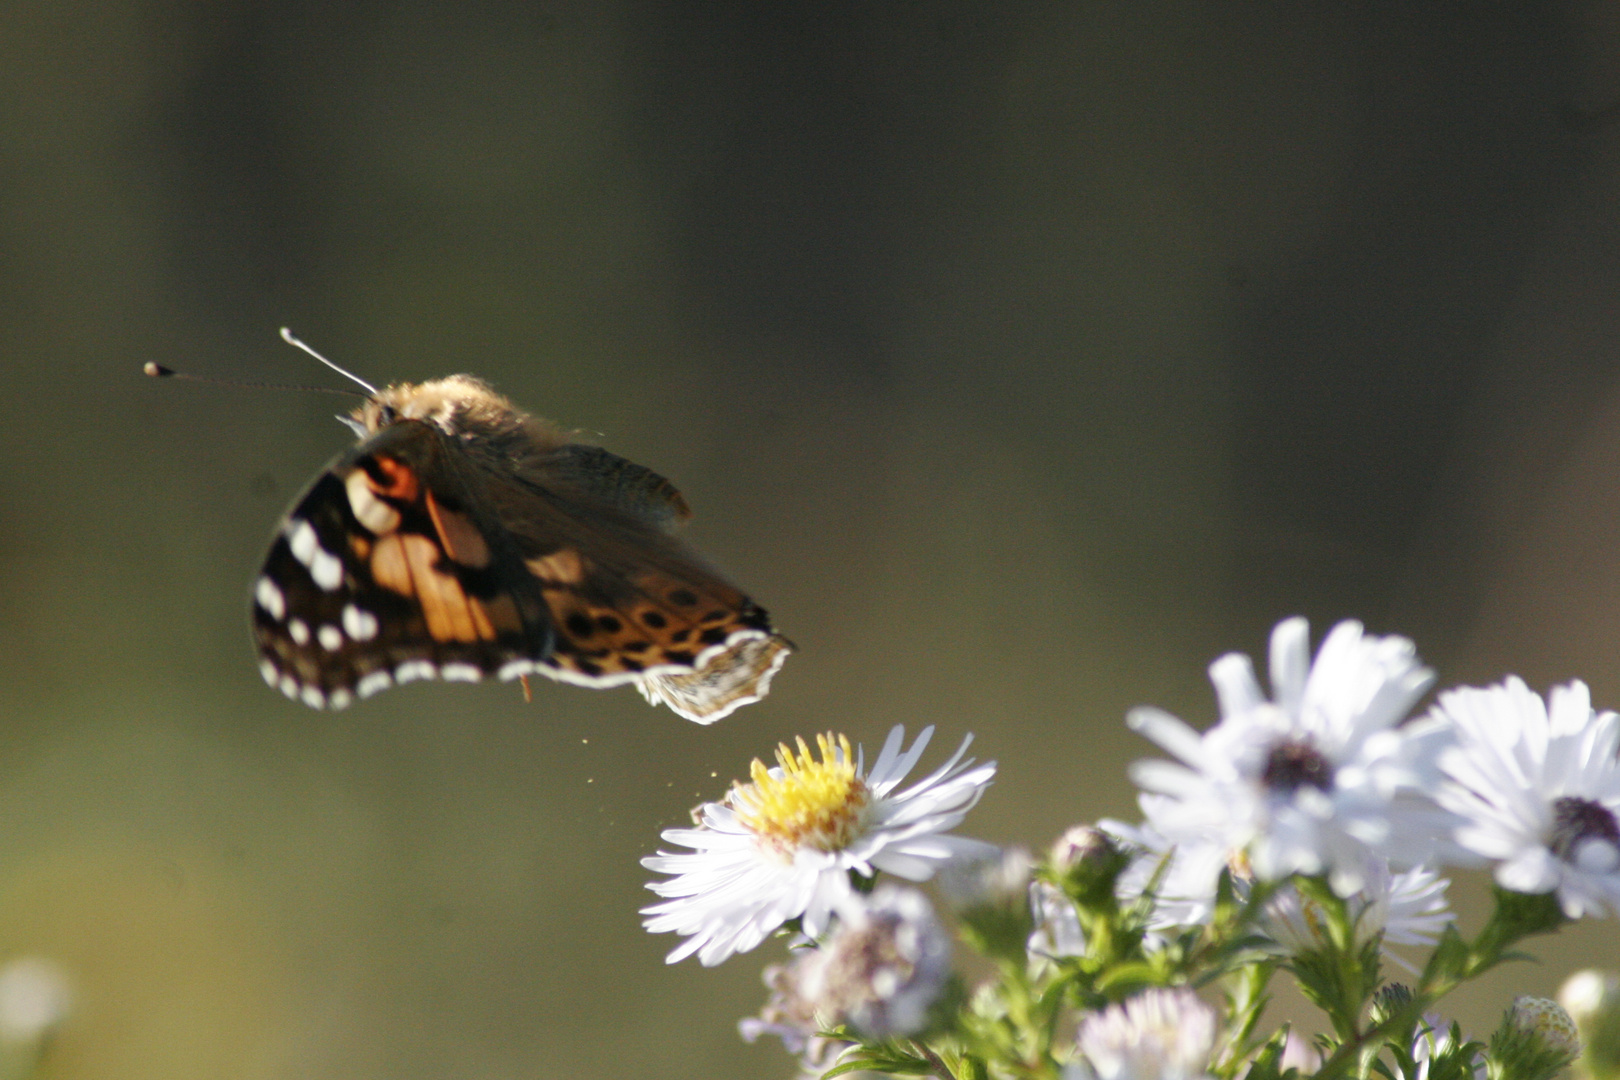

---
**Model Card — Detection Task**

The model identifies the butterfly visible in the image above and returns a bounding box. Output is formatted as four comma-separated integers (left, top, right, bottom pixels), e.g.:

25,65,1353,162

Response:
242,339,790,723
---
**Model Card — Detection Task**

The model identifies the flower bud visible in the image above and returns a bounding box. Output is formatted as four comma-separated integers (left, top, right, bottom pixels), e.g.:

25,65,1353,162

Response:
1052,825,1132,907
939,846,1034,908
1052,826,1119,876
1511,996,1581,1058
1487,995,1580,1080
939,848,1036,962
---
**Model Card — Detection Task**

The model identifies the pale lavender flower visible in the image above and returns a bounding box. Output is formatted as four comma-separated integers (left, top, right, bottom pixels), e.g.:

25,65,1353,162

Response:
1129,617,1454,896
1262,853,1452,973
1432,679,1620,918
799,886,952,1038
1067,987,1218,1080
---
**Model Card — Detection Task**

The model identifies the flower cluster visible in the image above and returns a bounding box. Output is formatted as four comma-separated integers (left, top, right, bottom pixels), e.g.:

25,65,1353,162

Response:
643,617,1620,1080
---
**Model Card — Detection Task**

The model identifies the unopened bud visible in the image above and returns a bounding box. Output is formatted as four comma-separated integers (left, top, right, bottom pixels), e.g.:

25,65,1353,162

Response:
1488,995,1580,1080
1051,826,1118,875
1511,996,1580,1058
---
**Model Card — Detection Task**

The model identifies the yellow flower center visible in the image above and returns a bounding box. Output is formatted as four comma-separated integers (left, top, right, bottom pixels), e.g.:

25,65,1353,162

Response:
730,733,871,858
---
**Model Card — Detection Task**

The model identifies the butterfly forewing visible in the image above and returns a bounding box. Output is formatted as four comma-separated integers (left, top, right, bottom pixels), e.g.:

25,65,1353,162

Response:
253,422,554,707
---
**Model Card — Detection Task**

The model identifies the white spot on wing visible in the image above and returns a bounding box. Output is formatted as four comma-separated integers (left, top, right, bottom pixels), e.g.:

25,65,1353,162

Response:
288,519,318,566
259,659,278,686
345,469,401,534
395,660,436,684
328,689,352,710
317,625,343,652
357,671,393,698
278,675,299,699
498,660,537,680
288,618,310,646
310,547,344,591
441,663,481,682
342,604,378,642
300,686,326,709
254,577,286,621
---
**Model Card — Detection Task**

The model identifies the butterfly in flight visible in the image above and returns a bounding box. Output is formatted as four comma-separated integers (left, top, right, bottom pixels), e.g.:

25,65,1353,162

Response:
154,331,790,723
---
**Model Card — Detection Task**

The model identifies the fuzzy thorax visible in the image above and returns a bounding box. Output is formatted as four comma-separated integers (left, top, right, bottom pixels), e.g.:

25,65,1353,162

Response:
354,376,567,463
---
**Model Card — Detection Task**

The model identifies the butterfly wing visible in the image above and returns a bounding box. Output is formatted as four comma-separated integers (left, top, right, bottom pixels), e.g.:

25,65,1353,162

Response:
487,445,792,722
252,421,554,708
634,633,793,724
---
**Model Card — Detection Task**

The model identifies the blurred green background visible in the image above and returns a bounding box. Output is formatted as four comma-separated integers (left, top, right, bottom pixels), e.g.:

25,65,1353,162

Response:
4,0,1620,1076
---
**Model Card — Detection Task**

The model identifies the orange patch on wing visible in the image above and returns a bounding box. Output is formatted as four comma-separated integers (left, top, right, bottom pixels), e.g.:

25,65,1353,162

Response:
425,491,491,568
525,549,586,587
369,455,420,501
403,534,479,643
370,533,415,596
370,531,485,643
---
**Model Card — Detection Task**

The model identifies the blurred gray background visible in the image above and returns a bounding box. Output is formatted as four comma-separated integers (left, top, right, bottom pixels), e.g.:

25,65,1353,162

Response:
4,1,1620,1076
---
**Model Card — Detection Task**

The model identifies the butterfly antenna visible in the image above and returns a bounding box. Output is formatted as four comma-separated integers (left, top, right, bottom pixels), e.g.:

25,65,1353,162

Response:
279,327,379,395
142,361,369,399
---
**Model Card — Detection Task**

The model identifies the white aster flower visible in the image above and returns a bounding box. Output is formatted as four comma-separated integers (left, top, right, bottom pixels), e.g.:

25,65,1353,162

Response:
1100,814,1237,932
1129,617,1454,896
1431,678,1620,918
1067,987,1218,1080
1262,854,1452,973
739,886,952,1055
643,725,997,965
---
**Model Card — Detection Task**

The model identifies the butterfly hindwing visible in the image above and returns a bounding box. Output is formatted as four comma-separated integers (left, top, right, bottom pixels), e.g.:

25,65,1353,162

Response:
469,446,791,719
634,633,793,725
253,421,554,707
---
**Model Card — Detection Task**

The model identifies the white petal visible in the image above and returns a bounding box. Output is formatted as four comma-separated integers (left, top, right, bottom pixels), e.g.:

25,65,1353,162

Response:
1126,707,1206,766
1210,653,1265,721
1268,616,1311,718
